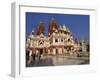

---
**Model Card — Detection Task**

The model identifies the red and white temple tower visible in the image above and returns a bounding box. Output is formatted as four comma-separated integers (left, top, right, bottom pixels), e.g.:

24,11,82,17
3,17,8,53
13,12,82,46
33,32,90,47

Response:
26,18,75,56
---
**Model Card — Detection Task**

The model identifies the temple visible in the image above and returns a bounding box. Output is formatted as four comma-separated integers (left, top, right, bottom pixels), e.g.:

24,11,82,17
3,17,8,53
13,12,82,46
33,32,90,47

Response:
26,18,88,56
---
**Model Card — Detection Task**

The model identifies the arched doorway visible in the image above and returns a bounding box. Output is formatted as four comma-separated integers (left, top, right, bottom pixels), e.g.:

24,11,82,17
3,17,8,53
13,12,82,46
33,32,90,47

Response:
40,48,43,55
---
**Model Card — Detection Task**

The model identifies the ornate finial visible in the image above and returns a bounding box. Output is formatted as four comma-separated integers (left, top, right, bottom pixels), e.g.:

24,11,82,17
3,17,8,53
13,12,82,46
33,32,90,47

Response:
51,17,55,21
63,24,67,31
59,25,62,30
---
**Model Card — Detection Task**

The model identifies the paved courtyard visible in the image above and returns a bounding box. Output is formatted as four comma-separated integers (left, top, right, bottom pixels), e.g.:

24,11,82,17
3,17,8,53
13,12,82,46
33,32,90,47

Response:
51,55,89,65
26,54,89,67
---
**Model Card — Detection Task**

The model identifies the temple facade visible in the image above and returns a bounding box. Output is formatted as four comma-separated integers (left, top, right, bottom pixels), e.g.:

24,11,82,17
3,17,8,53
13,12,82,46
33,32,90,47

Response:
26,18,81,56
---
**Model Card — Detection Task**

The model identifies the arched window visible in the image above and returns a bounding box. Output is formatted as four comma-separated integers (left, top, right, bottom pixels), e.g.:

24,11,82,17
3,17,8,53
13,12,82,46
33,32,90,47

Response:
68,39,70,42
56,49,58,54
55,39,58,43
61,38,63,42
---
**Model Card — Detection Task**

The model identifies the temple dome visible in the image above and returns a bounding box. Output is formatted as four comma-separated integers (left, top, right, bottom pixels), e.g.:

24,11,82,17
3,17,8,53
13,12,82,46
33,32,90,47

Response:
62,24,67,31
59,25,63,30
62,24,70,32
28,29,35,39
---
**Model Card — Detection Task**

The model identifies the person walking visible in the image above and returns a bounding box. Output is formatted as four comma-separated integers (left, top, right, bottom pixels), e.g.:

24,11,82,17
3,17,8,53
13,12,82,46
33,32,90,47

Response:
31,50,36,64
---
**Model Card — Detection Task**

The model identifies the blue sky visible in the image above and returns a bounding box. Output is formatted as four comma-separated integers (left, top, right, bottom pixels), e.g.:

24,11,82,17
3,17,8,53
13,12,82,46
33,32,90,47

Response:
26,12,89,40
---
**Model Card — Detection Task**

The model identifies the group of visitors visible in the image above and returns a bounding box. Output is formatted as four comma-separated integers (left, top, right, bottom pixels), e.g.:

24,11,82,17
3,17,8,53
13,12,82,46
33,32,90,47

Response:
26,48,42,65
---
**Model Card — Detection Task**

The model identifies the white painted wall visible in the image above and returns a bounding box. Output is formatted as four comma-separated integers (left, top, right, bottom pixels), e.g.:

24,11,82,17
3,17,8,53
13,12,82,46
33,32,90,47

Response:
53,48,56,55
